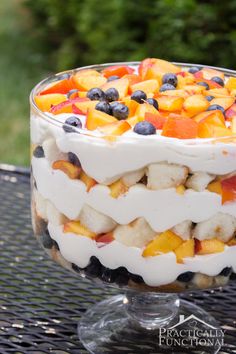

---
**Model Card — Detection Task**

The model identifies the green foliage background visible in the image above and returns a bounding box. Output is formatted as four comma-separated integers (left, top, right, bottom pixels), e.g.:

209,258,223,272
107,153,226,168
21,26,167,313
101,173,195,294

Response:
26,0,236,71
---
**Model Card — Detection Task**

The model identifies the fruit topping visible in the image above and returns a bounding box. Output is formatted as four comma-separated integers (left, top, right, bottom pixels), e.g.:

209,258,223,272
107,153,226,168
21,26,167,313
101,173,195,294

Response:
162,73,178,87
146,98,159,110
111,103,129,120
104,87,119,102
86,108,117,130
131,90,147,103
142,230,183,257
102,65,134,78
68,152,81,167
133,121,156,135
159,83,176,92
98,120,131,136
205,95,214,101
162,116,198,139
211,76,224,87
207,104,225,114
62,116,82,133
188,66,200,74
107,75,120,82
87,87,105,101
196,81,209,90
52,160,81,179
95,101,112,115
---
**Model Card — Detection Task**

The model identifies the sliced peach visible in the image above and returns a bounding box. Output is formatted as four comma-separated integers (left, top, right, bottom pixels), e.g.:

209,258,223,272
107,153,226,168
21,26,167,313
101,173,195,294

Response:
198,123,232,138
86,109,117,130
52,160,81,179
183,84,206,95
162,116,198,139
98,120,131,136
102,78,129,99
177,74,195,88
124,74,142,93
231,117,236,133
195,238,225,255
138,58,157,79
210,96,235,110
225,77,236,91
122,97,139,116
50,97,88,115
73,69,101,78
206,88,230,98
80,171,97,192
142,230,183,257
110,179,128,198
135,102,159,120
40,77,76,95
102,65,134,78
139,58,179,83
126,116,140,127
207,180,222,196
221,175,236,204
96,232,114,244
193,110,225,125
160,89,188,98
34,93,66,112
73,99,99,114
131,79,159,94
74,74,107,91
175,239,195,263
225,103,236,120
155,95,184,112
64,220,96,239
145,112,167,129
195,68,224,80
183,94,209,117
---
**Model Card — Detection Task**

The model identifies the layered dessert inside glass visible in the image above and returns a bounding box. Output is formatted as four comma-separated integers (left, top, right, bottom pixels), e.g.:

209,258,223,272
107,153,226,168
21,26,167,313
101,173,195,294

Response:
31,58,236,292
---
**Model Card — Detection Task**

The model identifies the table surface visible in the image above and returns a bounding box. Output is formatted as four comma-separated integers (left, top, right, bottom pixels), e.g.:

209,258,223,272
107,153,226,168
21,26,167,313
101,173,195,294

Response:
0,165,236,354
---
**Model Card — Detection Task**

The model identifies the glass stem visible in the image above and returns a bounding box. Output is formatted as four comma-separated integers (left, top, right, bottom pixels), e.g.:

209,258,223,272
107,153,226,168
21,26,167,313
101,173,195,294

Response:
124,291,180,330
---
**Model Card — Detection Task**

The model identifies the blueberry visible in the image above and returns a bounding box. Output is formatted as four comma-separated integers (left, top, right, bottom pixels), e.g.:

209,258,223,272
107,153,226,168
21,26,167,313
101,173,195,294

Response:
131,90,147,104
107,75,120,82
72,263,82,273
33,146,45,158
133,121,156,135
188,66,200,74
205,95,214,102
87,88,105,101
177,272,195,283
41,229,54,249
63,116,82,133
101,268,117,283
197,81,209,90
85,256,102,278
146,98,159,110
207,104,225,114
129,273,144,284
159,83,176,92
104,87,119,102
115,267,130,286
162,73,178,87
95,101,112,115
219,267,232,277
111,103,129,120
211,76,224,87
67,89,79,99
68,152,81,167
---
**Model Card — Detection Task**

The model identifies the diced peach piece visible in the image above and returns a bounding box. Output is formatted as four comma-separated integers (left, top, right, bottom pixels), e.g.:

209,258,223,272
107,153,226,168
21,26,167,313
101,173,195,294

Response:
207,180,222,196
139,58,179,83
183,94,209,117
102,78,129,99
225,77,236,91
110,179,128,198
210,96,235,110
64,220,96,239
126,116,140,127
195,68,224,80
162,116,198,139
50,97,88,115
206,88,230,98
122,97,139,116
183,85,206,95
145,112,167,129
142,230,183,257
131,79,159,94
155,95,184,112
135,102,159,120
221,175,236,204
177,74,195,88
74,75,107,91
226,103,236,120
123,74,142,92
52,160,81,179
80,171,97,192
86,109,117,130
40,77,76,95
231,117,236,133
176,185,186,195
198,123,232,138
73,69,101,78
193,110,225,125
98,120,131,136
195,238,225,255
34,94,66,112
102,65,134,78
175,239,195,263
160,89,188,98
73,100,99,114
138,58,157,79
96,232,114,244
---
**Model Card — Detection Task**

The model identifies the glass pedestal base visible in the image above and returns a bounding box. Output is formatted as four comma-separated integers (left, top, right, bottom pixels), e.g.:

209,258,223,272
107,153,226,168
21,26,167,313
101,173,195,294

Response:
79,294,223,354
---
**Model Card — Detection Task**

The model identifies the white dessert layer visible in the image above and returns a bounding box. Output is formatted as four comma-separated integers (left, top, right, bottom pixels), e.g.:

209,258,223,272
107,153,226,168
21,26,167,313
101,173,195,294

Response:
31,114,236,185
32,157,236,232
48,223,236,287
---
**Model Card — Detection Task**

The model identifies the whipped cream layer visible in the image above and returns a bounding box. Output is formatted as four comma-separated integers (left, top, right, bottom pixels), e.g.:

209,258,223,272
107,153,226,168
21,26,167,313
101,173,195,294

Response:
49,223,236,287
31,114,236,185
32,157,236,232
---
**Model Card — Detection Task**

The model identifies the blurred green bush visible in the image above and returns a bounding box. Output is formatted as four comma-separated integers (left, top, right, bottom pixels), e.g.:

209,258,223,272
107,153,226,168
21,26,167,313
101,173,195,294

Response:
25,0,236,71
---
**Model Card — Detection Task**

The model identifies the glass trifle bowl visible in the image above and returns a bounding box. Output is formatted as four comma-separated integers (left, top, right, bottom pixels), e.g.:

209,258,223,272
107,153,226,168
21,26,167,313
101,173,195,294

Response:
30,59,236,353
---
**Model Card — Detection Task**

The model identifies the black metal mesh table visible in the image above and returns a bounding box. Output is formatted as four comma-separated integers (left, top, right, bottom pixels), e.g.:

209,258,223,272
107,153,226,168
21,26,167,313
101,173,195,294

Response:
0,165,236,354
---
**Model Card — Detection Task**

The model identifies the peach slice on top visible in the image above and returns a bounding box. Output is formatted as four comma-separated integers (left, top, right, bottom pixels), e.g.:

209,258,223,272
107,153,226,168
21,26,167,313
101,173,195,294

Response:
183,94,209,117
162,115,198,139
131,79,159,94
74,74,107,91
98,120,131,136
102,78,129,99
40,77,76,95
35,93,66,112
86,109,117,130
155,95,184,112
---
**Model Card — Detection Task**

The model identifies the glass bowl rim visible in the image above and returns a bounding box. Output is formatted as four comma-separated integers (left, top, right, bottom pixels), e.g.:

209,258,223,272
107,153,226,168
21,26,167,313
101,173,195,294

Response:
30,61,236,145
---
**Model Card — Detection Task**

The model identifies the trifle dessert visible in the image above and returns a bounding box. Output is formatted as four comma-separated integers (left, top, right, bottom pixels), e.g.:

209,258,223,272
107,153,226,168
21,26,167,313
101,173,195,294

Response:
31,58,236,292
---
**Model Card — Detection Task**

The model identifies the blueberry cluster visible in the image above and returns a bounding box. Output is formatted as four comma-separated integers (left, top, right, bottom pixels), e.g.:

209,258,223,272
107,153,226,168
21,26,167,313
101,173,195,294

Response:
72,256,144,286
